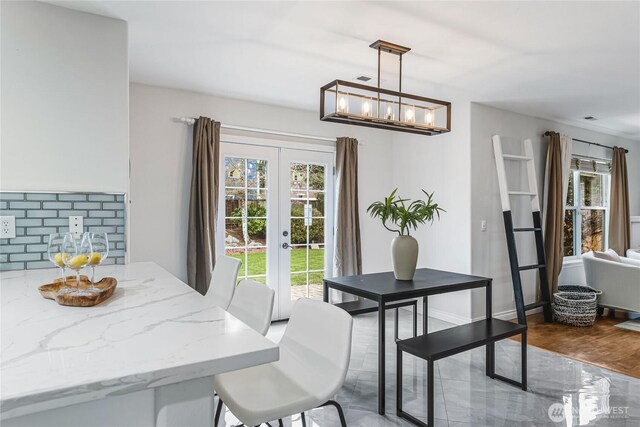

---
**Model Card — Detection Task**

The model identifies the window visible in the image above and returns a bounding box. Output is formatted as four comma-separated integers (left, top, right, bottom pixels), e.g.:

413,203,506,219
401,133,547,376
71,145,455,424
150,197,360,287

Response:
563,158,611,257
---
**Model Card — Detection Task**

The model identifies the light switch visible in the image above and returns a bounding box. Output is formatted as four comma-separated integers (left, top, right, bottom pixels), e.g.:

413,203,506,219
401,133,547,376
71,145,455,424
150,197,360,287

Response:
69,216,84,236
481,220,487,232
0,216,16,239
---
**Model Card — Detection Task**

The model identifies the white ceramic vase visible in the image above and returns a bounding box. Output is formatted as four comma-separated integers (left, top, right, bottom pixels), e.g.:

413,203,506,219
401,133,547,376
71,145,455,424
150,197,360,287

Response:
391,235,419,281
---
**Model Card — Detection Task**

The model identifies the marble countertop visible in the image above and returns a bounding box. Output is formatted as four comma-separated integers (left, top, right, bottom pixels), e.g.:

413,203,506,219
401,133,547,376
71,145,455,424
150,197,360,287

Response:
0,262,279,420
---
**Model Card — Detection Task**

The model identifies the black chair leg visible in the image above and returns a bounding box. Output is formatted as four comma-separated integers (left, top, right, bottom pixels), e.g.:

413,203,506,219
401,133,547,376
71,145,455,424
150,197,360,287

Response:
214,398,223,427
321,400,347,427
301,412,307,427
278,419,284,427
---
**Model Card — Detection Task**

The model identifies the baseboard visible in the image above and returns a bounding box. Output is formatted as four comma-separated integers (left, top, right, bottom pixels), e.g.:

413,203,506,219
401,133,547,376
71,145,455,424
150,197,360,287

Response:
401,304,543,324
428,307,473,325
472,307,543,323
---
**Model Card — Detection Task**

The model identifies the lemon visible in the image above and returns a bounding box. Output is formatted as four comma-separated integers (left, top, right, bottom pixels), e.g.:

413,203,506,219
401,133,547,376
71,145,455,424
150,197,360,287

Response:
53,252,65,267
68,254,88,270
89,252,102,265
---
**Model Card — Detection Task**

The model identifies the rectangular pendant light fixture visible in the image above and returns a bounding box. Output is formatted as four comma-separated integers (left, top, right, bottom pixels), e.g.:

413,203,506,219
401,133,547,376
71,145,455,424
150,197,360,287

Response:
320,40,451,136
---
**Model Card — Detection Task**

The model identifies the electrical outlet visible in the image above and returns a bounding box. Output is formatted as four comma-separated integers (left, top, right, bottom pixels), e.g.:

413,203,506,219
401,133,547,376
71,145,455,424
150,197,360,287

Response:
69,216,84,236
0,216,16,239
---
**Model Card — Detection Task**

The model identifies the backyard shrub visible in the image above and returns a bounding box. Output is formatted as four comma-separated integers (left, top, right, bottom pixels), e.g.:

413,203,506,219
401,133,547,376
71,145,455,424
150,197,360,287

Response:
231,204,267,239
290,204,324,244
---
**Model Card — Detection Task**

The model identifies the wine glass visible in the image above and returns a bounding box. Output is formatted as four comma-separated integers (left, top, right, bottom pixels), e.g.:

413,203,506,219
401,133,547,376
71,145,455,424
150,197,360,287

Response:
47,233,71,292
62,233,93,295
87,232,108,292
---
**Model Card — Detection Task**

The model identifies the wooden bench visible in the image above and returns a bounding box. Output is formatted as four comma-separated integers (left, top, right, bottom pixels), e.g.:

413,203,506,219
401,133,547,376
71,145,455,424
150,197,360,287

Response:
334,299,418,341
396,319,527,427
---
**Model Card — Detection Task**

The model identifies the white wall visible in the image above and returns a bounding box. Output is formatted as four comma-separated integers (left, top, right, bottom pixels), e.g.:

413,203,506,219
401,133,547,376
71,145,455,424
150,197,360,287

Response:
389,100,474,323
129,83,395,282
469,102,640,319
0,1,129,193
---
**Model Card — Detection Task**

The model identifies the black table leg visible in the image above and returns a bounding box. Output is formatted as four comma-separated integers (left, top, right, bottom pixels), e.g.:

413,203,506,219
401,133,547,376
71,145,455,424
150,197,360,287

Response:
422,296,428,334
378,298,386,415
521,330,527,391
396,347,402,416
427,359,434,427
323,281,328,303
486,280,495,378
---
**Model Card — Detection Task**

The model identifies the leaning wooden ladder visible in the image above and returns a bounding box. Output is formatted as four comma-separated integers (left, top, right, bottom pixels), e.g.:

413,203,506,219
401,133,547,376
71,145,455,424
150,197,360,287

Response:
493,135,553,325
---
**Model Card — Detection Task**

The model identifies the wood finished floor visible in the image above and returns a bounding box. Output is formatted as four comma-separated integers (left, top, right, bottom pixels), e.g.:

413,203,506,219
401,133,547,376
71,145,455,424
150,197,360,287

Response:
511,312,640,379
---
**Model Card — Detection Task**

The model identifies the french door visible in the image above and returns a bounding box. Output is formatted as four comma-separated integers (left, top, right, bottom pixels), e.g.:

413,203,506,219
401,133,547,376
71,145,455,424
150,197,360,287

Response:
218,141,334,320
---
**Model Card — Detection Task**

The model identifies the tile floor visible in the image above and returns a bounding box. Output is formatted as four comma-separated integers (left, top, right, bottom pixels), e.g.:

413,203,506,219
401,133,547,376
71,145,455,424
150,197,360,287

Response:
218,309,640,427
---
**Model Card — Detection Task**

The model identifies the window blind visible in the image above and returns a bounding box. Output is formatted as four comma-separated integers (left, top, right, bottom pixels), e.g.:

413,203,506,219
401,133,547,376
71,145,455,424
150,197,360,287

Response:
569,157,611,174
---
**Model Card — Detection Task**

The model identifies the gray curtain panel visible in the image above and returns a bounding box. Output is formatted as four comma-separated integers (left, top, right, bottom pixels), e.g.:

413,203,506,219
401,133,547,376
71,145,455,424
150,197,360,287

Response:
334,137,362,278
543,132,564,294
187,117,220,295
609,147,630,255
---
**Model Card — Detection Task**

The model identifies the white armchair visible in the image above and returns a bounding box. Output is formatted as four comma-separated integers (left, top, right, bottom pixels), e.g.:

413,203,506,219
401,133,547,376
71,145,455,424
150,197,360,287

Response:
627,248,640,261
582,251,640,312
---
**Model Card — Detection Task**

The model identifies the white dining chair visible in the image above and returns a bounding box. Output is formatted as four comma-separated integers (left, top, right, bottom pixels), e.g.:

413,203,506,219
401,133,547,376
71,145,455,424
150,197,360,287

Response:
213,298,353,427
227,279,275,336
205,256,242,310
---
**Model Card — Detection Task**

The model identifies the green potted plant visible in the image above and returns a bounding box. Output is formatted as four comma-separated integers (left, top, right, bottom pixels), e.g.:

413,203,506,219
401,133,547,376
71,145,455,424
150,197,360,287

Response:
367,189,444,280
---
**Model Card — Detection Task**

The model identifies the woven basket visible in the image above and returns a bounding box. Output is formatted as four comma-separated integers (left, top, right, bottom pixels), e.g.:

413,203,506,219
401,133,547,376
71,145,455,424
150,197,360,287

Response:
557,284,603,296
553,292,598,327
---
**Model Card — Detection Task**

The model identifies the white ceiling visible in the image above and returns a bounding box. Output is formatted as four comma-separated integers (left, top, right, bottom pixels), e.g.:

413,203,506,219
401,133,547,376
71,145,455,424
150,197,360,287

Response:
49,1,640,140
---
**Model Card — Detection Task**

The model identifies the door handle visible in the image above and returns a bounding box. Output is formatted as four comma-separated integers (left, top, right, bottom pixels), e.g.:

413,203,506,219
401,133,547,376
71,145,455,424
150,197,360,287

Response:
282,242,292,249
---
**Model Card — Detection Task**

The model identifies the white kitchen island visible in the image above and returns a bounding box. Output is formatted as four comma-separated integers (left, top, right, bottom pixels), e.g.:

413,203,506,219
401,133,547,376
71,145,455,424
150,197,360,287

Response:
0,262,279,427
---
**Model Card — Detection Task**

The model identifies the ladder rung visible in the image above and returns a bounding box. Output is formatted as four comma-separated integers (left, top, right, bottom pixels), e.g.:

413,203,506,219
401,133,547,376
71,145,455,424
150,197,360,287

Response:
518,264,546,271
508,191,537,196
502,154,533,161
513,227,542,232
524,301,550,311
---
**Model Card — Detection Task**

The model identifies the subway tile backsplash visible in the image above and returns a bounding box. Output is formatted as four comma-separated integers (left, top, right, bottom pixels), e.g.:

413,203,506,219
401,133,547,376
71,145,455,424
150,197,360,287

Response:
0,192,127,271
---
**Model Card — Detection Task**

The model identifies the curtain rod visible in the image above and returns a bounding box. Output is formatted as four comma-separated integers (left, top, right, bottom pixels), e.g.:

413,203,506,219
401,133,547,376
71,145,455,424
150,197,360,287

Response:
543,131,628,153
179,117,336,143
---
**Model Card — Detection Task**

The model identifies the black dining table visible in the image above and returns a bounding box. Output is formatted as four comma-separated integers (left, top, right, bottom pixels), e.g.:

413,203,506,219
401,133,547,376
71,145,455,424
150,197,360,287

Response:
323,268,492,415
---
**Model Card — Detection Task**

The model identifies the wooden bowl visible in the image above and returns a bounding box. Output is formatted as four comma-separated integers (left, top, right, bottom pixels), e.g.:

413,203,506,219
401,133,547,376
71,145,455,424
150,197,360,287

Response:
39,276,118,307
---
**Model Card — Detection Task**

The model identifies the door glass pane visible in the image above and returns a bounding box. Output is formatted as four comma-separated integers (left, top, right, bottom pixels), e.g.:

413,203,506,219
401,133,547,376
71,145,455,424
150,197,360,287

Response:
563,209,575,256
290,219,308,244
225,218,246,247
309,165,325,190
580,172,604,207
225,157,245,187
290,163,307,190
247,159,268,189
225,156,269,285
308,244,324,271
290,200,306,217
581,209,604,254
309,219,325,244
566,172,574,206
308,191,325,215
289,161,326,301
291,246,308,274
225,188,245,217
